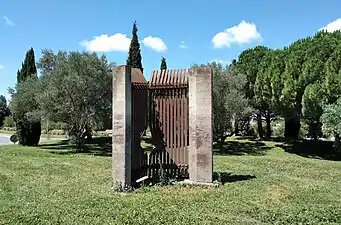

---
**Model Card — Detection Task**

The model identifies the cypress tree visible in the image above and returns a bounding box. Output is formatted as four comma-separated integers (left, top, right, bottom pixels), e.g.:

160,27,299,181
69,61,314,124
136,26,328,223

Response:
126,21,143,73
160,57,167,70
15,47,41,146
17,48,37,83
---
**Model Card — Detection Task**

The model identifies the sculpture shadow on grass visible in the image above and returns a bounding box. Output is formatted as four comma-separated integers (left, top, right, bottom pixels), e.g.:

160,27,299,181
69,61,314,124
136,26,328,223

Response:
213,140,272,156
213,171,256,184
277,139,341,161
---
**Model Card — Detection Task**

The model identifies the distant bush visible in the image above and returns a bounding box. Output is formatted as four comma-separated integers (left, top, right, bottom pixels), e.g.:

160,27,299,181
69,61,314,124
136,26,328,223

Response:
299,122,309,139
250,121,267,138
272,120,285,137
93,131,110,137
271,119,308,139
41,120,67,131
3,116,15,128
50,129,65,136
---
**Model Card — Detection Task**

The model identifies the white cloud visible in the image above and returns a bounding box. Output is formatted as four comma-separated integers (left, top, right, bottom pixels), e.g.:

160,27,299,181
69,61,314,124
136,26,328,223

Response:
3,16,15,26
0,64,3,69
80,33,131,52
142,36,167,52
320,18,341,32
212,20,262,48
179,41,188,49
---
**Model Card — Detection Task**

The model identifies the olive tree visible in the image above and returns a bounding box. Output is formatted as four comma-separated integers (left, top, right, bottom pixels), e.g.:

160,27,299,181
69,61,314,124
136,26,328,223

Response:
36,50,112,149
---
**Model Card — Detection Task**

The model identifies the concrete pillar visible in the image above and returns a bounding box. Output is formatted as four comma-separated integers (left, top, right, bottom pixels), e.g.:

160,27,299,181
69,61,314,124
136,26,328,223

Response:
112,65,132,188
188,67,213,183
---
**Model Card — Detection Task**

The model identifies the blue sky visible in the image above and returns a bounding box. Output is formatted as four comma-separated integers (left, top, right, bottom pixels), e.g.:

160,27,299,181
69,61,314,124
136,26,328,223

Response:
1,0,341,102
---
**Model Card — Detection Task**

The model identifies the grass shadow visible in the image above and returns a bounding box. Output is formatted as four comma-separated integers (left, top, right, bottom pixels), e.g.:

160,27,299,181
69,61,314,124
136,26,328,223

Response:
213,171,256,184
234,136,287,143
40,137,112,157
277,139,341,161
40,136,153,157
213,140,272,156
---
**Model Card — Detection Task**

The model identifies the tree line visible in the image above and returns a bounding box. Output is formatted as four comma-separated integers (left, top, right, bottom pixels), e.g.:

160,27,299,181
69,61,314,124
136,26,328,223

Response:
208,30,341,151
7,21,168,149
6,22,341,152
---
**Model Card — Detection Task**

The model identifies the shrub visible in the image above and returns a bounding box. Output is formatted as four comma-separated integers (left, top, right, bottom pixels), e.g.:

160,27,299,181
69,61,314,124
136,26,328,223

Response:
3,116,15,128
299,122,309,139
50,129,65,136
272,120,285,137
250,121,267,138
93,131,110,137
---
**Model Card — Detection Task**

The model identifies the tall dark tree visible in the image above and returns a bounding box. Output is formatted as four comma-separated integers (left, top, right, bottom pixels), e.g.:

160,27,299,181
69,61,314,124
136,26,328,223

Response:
13,47,41,146
126,21,143,73
17,48,37,83
160,57,167,70
237,46,271,138
0,95,10,127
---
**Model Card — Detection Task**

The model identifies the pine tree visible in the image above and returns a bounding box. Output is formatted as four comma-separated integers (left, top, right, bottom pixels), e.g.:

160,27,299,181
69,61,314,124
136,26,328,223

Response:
126,21,143,73
15,47,41,146
160,57,167,70
17,48,37,83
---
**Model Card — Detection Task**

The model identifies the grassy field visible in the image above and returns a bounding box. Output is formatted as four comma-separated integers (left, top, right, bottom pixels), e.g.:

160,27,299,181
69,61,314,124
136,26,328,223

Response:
0,137,341,224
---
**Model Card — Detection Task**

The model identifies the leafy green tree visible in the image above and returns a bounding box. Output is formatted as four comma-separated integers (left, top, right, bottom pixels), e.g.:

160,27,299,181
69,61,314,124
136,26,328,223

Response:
160,57,167,70
254,50,281,138
232,30,341,141
126,21,143,73
36,50,112,149
194,61,250,146
321,98,341,152
323,43,341,104
302,83,324,139
10,76,41,146
279,38,312,139
279,32,340,139
3,115,15,128
11,48,41,146
237,46,271,138
0,95,10,127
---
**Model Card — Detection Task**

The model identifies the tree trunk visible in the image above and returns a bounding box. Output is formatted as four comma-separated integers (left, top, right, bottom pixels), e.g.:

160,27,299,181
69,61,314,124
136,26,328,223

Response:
257,112,263,139
285,94,303,140
284,117,300,139
85,125,93,141
308,121,318,140
234,118,240,136
218,135,226,150
334,133,341,153
265,112,271,138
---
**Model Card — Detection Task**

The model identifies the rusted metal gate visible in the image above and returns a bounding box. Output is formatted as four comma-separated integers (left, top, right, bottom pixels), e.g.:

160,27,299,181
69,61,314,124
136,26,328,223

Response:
148,69,189,178
131,68,149,182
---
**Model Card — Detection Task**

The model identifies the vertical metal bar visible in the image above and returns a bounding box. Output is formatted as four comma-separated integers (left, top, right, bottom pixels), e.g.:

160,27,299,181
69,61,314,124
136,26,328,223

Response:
184,78,189,173
169,71,175,172
179,88,185,168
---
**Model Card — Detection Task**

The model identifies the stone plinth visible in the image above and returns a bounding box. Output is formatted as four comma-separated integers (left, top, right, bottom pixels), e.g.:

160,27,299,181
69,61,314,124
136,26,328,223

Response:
188,67,213,183
112,65,132,188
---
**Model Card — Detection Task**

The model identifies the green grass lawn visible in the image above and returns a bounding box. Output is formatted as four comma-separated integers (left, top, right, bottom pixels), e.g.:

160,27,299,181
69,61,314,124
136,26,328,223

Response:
1,138,341,225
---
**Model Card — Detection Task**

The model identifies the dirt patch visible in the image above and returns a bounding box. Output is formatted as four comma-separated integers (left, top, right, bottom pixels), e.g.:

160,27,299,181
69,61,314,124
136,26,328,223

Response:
265,185,290,205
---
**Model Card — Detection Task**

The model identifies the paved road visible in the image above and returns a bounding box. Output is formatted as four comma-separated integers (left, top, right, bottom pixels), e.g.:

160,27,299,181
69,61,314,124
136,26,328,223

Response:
0,134,63,146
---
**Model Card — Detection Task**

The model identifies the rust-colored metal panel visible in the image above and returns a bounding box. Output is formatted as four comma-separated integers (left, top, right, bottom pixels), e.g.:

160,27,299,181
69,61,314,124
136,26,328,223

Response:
148,68,190,178
131,68,148,182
